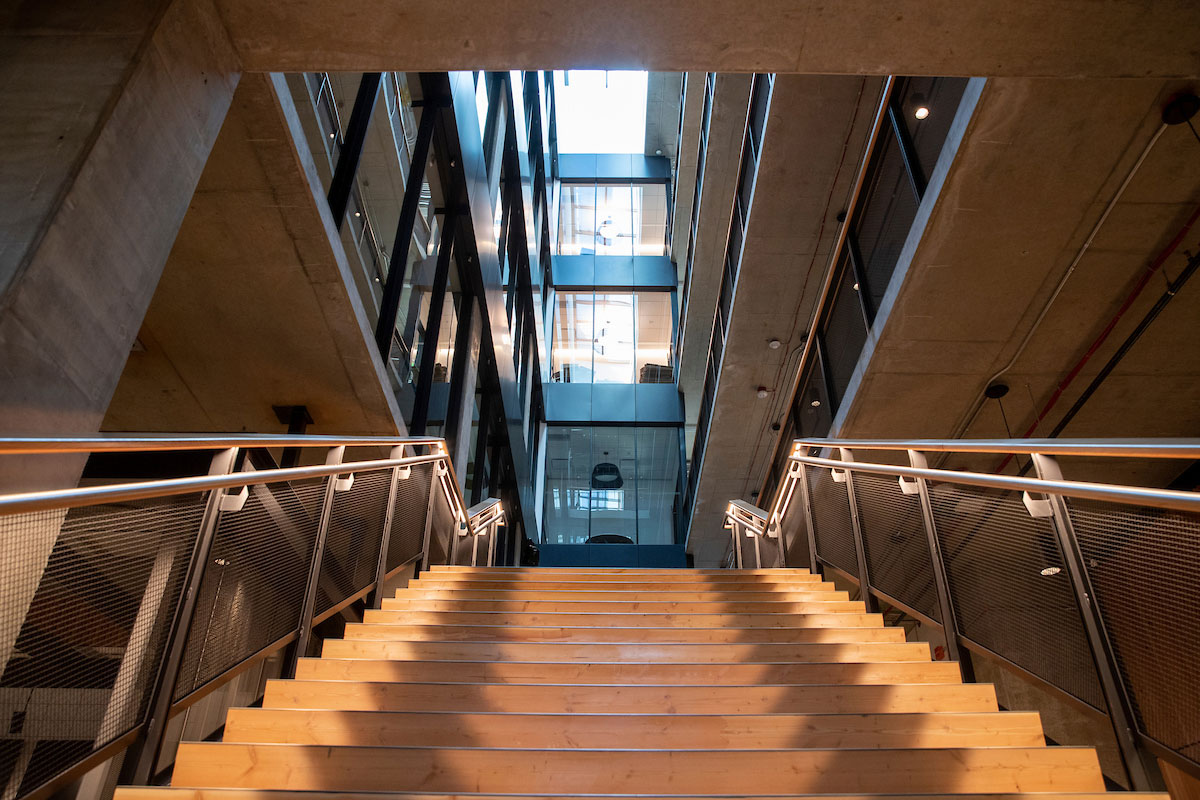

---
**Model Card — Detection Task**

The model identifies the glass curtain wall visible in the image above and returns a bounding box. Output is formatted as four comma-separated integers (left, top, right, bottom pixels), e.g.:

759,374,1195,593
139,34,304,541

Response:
551,291,674,383
556,181,668,256
542,426,680,545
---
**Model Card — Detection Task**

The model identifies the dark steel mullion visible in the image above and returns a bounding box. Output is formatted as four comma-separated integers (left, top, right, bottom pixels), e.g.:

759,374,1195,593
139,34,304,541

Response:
887,98,927,200
845,234,876,327
907,449,975,680
444,295,476,458
327,73,382,230
814,332,838,411
376,104,438,357
125,448,239,784
1032,454,1158,791
410,214,456,434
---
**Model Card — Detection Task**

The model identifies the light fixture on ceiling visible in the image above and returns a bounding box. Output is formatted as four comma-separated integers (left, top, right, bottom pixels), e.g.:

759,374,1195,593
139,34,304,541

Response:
591,461,623,490
911,93,930,120
756,386,770,399
655,148,663,155
1040,566,1062,577
328,132,336,139
354,211,361,218
810,399,821,408
852,282,860,291
768,339,782,350
597,216,618,243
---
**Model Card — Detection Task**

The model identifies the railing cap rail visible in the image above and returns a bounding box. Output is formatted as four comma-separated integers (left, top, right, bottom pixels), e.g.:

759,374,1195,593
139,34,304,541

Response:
727,498,768,520
0,434,444,455
794,437,1200,459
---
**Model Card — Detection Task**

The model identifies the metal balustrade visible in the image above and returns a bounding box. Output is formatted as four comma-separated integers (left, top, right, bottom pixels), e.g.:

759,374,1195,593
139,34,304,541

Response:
0,435,500,800
726,436,1200,791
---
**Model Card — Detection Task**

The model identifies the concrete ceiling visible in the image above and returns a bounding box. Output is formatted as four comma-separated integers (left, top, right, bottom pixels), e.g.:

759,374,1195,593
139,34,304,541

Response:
687,75,885,566
669,72,706,273
834,77,1200,489
212,1,1200,78
644,72,682,163
102,72,403,435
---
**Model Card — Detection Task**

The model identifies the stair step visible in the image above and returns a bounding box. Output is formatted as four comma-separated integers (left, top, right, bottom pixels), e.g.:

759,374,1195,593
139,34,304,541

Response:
120,792,1168,800
380,597,867,613
430,566,811,575
363,609,886,628
223,708,1046,748
169,743,1107,793
413,575,827,586
343,622,903,643
395,588,846,601
262,680,999,714
321,639,933,663
294,657,965,684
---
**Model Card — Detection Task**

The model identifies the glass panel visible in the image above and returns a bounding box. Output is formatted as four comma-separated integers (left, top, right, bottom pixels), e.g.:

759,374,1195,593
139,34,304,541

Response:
551,291,593,383
592,293,635,383
852,130,919,314
793,358,833,438
633,183,668,256
896,77,970,186
820,260,869,408
635,292,673,383
557,183,597,255
590,427,637,542
542,427,593,544
636,427,680,544
595,183,634,255
474,72,490,147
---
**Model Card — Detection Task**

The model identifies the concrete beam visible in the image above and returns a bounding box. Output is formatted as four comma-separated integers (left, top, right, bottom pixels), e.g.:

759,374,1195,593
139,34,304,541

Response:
0,0,239,489
212,0,1200,78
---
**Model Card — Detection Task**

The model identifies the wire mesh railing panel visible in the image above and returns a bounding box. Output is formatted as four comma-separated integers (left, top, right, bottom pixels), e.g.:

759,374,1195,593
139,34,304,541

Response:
1070,499,1200,764
0,495,204,795
425,479,455,567
806,465,858,575
853,473,940,621
388,462,433,570
316,470,391,616
173,479,326,701
928,483,1105,709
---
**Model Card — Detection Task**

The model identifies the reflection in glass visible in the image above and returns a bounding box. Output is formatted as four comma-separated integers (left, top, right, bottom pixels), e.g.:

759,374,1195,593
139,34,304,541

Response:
557,185,596,254
592,294,635,383
635,293,673,383
595,184,633,255
551,292,593,383
634,183,668,256
541,426,681,545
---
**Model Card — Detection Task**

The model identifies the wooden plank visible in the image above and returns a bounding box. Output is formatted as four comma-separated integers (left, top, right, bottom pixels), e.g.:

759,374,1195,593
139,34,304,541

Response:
362,609,886,628
429,566,812,575
395,588,846,602
294,657,964,685
261,679,999,714
319,639,934,663
414,574,826,586
379,598,866,613
121,790,1169,800
170,743,1107,793
223,708,1045,748
341,622,905,644
121,791,1168,800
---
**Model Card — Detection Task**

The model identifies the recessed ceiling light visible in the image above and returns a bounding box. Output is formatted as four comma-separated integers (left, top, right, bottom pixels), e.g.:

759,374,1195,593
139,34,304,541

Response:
328,132,336,138
767,339,781,350
852,282,860,291
914,106,930,120
354,211,361,217
1040,566,1062,576
756,387,769,399
810,399,821,408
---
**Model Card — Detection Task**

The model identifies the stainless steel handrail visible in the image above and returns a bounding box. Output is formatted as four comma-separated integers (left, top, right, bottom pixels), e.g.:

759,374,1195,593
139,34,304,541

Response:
794,437,1200,459
0,434,442,454
724,498,769,534
792,453,1200,514
0,453,448,515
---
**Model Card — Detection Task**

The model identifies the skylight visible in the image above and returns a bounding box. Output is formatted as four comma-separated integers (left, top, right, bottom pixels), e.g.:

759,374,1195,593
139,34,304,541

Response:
553,70,647,154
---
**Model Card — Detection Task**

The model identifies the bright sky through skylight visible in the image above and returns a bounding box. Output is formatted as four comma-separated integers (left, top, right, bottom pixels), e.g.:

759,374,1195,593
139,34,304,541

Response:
553,70,648,154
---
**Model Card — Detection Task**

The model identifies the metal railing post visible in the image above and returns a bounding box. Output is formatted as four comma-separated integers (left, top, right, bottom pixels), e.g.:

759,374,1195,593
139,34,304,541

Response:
370,445,406,608
729,519,743,569
794,460,821,575
1031,453,1158,791
751,525,763,568
419,461,442,568
487,521,499,567
291,446,344,673
905,449,974,681
123,447,239,785
837,448,878,613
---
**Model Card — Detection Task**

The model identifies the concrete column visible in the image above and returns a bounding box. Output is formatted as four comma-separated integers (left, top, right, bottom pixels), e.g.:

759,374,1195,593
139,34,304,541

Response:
0,0,240,491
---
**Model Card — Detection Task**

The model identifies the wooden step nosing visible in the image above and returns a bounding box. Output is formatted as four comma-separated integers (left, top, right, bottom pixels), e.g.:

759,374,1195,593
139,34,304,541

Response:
272,679,992,691
176,741,1095,754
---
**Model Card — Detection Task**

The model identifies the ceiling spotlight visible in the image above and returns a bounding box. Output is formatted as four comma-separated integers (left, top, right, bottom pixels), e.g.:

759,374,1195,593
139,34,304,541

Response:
1040,566,1062,577
810,399,821,408
756,387,769,399
984,382,1010,400
655,148,663,155
354,211,362,218
911,93,930,120
328,132,336,139
852,282,860,291
767,339,782,350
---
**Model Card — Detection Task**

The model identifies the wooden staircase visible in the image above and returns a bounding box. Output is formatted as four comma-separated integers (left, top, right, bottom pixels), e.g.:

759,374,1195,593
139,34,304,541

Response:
117,566,1166,800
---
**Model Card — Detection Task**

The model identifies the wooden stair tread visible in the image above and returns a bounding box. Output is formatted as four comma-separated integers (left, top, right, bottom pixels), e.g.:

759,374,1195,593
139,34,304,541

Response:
121,792,1168,800
224,707,1045,747
381,598,867,612
363,609,885,627
169,743,1108,793
261,679,1000,713
342,622,904,643
294,657,964,684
